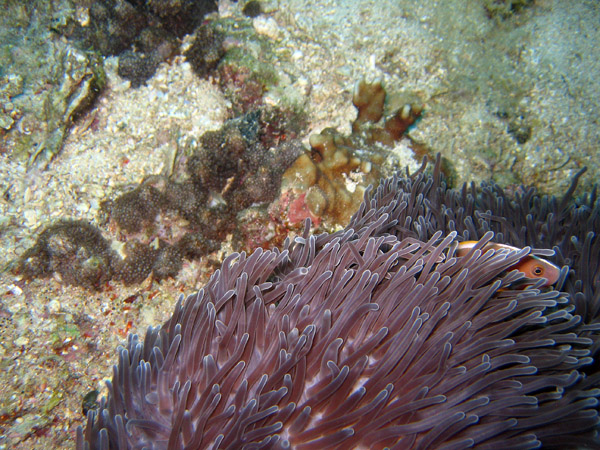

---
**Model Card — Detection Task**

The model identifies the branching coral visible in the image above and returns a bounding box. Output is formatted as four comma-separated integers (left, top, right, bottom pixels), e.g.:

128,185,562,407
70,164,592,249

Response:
78,158,600,449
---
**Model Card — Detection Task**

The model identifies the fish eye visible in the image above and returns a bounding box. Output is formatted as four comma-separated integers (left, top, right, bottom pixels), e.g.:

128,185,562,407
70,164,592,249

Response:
532,265,544,276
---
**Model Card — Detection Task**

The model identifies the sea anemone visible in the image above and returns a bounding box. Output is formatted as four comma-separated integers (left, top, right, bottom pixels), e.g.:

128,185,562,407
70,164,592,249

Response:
348,156,600,355
78,157,600,448
350,157,598,297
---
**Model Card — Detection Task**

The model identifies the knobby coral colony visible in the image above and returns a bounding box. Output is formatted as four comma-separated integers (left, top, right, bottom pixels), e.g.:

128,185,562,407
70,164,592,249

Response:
78,157,600,449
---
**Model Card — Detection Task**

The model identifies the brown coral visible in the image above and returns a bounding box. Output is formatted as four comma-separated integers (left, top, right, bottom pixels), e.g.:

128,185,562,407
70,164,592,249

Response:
352,79,423,145
279,79,422,227
281,129,381,226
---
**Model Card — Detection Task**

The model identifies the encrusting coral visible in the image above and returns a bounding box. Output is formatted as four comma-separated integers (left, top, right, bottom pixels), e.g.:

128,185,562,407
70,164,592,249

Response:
78,157,600,449
281,128,382,226
280,79,422,226
351,79,423,146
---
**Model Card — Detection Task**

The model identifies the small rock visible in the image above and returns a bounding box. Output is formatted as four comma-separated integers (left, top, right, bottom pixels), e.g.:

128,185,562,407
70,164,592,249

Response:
253,17,281,40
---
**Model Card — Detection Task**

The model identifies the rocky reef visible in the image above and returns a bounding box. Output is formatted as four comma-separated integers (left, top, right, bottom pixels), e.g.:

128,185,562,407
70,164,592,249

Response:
13,77,424,289
0,0,222,166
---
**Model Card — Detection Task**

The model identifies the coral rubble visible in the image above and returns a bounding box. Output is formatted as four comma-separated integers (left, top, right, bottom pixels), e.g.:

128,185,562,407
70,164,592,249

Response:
0,24,105,166
483,0,535,20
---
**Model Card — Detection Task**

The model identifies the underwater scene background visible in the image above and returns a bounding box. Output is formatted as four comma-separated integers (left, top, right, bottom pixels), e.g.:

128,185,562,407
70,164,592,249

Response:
0,0,599,448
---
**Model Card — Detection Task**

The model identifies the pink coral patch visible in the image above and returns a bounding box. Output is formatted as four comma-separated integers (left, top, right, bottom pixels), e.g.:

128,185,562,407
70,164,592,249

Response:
284,192,321,226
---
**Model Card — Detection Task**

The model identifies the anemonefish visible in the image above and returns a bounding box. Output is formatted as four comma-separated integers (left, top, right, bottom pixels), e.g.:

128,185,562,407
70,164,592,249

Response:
456,241,561,287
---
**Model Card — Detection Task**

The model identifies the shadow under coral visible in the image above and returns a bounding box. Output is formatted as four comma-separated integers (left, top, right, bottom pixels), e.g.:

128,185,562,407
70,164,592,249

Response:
78,157,600,449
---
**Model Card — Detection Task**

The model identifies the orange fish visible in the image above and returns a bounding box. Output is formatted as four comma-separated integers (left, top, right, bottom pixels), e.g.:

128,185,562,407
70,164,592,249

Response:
456,241,561,287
